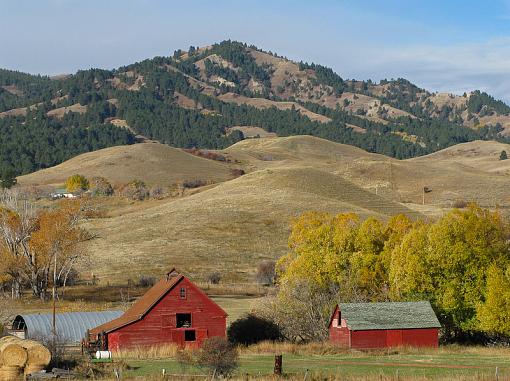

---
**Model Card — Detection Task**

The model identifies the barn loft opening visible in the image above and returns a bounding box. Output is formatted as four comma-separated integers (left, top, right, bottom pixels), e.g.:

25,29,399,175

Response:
176,313,192,328
180,287,187,299
185,330,196,341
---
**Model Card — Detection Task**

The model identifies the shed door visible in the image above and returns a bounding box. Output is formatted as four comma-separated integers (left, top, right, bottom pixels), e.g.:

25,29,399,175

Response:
386,330,403,347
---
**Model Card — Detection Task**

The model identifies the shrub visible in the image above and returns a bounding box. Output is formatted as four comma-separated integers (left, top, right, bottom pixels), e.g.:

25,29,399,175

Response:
228,314,282,345
120,180,149,200
256,260,276,285
207,272,221,284
183,148,228,162
230,168,245,177
196,337,238,377
90,176,113,196
182,179,209,189
453,199,468,209
149,185,165,199
175,347,196,373
500,150,508,160
138,275,156,288
65,174,89,192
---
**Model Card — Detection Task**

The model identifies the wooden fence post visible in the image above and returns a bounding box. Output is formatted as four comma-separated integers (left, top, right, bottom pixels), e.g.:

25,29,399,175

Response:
274,354,283,375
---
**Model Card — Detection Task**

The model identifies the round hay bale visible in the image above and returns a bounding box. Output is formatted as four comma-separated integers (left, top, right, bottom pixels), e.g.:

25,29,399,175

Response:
0,337,27,368
19,340,51,367
0,365,21,381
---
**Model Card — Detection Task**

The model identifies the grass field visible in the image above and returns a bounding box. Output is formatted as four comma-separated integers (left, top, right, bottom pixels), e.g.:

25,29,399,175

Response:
114,345,510,380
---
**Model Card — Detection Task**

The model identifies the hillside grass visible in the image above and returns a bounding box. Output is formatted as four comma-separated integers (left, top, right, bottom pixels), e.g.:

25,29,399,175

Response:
18,142,235,188
18,136,510,284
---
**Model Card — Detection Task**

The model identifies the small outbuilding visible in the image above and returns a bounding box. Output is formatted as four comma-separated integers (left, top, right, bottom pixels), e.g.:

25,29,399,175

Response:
329,301,440,349
88,269,227,351
10,311,123,344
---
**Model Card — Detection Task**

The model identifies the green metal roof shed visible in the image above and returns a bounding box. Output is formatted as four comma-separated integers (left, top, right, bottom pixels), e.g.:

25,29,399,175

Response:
329,301,441,349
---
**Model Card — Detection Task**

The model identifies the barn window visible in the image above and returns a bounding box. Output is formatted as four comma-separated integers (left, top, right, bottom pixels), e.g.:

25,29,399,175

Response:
180,287,186,299
184,329,196,342
176,313,192,328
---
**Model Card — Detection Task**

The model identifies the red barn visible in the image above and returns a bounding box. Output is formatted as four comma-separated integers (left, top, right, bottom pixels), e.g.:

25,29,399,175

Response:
88,269,227,351
329,301,440,349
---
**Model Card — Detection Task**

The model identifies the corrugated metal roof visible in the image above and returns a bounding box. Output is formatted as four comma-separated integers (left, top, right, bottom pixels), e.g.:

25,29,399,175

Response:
89,273,183,336
15,311,123,343
339,301,441,330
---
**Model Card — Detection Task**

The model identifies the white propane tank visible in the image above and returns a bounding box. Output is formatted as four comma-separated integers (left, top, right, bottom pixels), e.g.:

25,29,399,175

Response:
95,350,113,359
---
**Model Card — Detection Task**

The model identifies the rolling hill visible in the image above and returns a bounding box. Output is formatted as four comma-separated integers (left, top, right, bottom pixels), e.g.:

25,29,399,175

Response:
17,142,235,188
2,41,510,177
19,135,507,284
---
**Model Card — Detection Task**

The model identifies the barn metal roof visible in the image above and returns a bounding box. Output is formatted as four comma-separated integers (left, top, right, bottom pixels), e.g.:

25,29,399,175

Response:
14,311,123,343
338,301,441,330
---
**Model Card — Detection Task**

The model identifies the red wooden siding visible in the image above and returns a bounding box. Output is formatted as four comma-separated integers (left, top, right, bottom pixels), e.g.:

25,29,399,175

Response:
331,327,439,349
103,277,226,350
402,328,438,347
350,330,387,349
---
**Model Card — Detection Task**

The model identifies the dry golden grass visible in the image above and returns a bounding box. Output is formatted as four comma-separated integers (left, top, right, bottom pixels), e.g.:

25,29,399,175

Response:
19,135,510,285
18,142,234,188
113,343,179,359
46,103,87,118
240,341,510,358
218,93,332,123
83,163,420,283
227,126,278,138
174,91,200,109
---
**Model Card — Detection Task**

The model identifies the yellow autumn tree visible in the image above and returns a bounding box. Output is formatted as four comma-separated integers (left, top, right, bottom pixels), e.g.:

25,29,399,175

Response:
477,264,510,336
389,205,510,337
350,217,387,298
278,212,359,290
65,174,89,192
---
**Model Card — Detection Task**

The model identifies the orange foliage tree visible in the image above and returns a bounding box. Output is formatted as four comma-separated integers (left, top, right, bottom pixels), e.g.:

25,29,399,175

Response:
0,190,93,299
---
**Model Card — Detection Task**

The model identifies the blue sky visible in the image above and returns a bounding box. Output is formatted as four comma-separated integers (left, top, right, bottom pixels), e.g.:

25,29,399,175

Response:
2,0,510,102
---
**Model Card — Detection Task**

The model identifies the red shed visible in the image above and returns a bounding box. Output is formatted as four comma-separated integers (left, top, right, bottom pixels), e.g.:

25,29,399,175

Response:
329,301,440,349
88,269,227,350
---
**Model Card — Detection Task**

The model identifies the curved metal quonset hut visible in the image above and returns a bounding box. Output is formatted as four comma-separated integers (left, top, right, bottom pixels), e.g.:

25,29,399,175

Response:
11,311,123,344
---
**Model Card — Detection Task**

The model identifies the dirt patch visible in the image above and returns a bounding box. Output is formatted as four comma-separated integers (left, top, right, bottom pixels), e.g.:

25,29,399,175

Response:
227,126,277,138
46,103,87,118
218,92,331,123
174,91,199,110
1,85,23,96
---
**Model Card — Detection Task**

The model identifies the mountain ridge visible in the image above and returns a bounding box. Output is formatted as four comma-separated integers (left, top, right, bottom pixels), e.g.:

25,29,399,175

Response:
2,40,510,176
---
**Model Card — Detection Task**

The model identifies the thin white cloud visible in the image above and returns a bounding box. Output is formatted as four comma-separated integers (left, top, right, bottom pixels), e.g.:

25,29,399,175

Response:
335,38,510,102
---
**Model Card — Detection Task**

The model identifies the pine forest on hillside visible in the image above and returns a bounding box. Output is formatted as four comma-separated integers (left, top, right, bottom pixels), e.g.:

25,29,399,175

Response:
1,40,510,175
